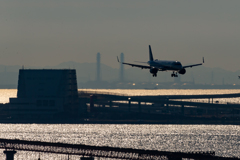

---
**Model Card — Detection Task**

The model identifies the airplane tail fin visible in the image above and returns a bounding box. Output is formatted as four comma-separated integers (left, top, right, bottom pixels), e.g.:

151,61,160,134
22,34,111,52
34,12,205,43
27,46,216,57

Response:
149,45,154,61
117,56,120,62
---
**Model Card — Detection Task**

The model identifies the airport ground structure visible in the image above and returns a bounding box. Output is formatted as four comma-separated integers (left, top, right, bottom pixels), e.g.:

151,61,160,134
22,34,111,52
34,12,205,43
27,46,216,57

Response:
0,69,239,124
79,90,240,124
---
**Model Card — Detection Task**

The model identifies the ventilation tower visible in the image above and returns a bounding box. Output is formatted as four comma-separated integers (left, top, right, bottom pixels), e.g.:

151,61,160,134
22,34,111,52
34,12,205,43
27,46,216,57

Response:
120,53,124,82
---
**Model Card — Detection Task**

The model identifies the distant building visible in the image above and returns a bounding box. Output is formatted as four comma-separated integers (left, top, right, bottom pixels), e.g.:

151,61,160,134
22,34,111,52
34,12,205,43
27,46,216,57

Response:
8,69,79,120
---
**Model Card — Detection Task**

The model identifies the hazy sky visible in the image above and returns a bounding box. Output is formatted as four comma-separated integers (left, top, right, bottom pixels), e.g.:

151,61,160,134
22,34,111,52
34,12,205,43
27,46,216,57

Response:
0,0,240,71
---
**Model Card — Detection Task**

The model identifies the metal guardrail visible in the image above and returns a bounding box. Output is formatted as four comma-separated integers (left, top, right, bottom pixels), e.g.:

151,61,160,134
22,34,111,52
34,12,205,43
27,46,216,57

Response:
0,138,239,160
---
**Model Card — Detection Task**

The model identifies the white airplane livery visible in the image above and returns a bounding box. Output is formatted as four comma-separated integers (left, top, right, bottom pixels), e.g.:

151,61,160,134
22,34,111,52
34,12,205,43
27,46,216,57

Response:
118,45,204,77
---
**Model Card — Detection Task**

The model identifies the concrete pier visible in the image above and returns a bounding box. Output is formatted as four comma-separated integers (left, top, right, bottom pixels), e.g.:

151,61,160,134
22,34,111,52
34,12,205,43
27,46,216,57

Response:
128,100,131,112
4,150,16,160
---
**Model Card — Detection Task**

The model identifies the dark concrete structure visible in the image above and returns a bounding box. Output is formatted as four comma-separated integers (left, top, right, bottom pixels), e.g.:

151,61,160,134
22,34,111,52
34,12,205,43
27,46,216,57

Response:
8,69,79,120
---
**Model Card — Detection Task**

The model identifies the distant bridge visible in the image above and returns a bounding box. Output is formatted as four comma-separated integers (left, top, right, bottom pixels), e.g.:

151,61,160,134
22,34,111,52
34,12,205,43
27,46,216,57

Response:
78,90,240,100
0,138,239,160
79,90,240,110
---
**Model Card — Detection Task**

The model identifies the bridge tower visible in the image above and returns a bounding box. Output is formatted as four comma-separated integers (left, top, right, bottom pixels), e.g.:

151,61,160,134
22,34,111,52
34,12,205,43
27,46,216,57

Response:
119,53,124,82
4,150,17,160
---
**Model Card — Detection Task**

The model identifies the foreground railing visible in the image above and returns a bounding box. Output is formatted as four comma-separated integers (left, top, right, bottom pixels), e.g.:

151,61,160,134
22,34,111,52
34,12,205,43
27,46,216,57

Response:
0,138,239,160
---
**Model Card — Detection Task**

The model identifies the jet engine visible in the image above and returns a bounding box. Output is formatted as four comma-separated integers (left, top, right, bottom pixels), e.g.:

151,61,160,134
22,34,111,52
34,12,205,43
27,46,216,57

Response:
150,68,158,74
178,69,186,74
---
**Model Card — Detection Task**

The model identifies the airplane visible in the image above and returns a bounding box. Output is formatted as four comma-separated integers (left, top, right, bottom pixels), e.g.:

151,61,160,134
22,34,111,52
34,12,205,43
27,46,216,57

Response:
117,45,204,77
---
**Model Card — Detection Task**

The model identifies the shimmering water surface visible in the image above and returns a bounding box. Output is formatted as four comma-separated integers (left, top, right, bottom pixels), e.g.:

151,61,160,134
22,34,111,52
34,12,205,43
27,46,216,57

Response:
0,124,239,158
0,89,240,159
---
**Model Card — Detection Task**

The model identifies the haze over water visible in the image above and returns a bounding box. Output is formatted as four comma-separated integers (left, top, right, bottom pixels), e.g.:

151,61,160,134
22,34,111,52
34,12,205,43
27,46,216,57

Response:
0,89,240,159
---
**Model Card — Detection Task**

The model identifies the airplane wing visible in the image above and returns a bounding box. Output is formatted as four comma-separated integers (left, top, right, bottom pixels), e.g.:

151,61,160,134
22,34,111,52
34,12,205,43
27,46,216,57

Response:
117,56,151,69
182,63,203,68
122,62,167,71
182,57,204,69
121,62,151,69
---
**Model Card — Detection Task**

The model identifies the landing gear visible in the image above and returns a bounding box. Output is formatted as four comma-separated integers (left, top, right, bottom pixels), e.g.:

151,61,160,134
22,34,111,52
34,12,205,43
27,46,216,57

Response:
152,73,157,77
171,72,178,77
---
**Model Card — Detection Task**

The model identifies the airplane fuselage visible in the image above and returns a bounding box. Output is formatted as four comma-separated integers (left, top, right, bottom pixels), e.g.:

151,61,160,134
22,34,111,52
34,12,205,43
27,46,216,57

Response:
147,60,183,71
